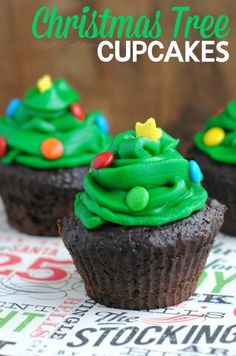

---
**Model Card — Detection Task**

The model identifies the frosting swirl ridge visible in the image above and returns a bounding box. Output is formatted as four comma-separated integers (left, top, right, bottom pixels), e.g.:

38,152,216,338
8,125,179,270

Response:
75,120,207,229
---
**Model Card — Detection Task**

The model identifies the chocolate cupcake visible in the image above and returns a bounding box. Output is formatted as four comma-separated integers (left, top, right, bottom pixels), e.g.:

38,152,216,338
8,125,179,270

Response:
60,118,225,310
0,75,111,236
188,102,236,236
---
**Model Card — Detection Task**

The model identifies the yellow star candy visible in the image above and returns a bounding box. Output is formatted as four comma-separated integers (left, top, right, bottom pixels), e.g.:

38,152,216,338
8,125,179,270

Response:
135,118,162,142
37,75,53,93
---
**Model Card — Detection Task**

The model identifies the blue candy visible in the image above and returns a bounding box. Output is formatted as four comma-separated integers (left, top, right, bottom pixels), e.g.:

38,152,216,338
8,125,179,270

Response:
6,98,21,118
189,160,203,184
96,114,109,134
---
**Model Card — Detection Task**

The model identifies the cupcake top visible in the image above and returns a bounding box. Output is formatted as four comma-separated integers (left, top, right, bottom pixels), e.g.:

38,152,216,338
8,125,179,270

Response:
75,118,208,229
0,75,111,169
194,101,236,164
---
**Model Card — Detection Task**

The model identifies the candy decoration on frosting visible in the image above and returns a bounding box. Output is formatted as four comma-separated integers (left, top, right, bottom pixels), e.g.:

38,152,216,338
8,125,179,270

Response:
189,160,203,184
41,138,64,160
213,107,223,116
0,137,7,157
135,118,162,142
126,186,149,212
37,75,53,93
6,98,21,118
70,103,85,121
203,127,225,147
96,114,109,134
91,152,114,170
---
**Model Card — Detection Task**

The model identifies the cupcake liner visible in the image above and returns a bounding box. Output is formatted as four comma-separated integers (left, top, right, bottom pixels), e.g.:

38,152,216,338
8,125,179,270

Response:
61,199,225,310
188,146,236,236
0,163,87,236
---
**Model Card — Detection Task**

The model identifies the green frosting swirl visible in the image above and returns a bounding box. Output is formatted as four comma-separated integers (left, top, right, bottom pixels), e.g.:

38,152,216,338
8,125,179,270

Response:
75,129,208,229
0,78,112,168
194,100,236,164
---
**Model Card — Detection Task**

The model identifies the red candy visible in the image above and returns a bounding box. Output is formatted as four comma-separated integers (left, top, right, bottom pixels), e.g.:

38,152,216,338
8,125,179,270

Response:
0,136,7,157
213,107,223,116
70,103,85,121
92,152,114,170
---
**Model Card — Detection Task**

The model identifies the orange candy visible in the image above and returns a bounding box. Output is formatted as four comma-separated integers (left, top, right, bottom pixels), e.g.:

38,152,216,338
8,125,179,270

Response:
41,138,64,160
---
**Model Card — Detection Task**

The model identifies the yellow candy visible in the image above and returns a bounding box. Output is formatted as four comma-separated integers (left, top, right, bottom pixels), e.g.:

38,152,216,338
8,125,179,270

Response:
203,127,225,147
37,75,52,93
135,118,162,142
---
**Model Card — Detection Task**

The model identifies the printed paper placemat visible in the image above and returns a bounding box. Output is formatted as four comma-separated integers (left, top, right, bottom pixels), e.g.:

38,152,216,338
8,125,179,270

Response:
0,200,235,356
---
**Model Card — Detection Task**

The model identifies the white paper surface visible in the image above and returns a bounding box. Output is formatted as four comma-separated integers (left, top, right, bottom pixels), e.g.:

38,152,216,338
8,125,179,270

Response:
0,200,236,356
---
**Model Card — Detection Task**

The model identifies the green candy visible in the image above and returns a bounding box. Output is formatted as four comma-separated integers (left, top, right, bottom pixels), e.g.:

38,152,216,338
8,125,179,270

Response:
194,99,236,164
126,186,149,212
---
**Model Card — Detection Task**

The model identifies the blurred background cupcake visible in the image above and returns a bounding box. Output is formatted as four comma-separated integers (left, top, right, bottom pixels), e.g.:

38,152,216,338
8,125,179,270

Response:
0,76,111,236
188,103,236,236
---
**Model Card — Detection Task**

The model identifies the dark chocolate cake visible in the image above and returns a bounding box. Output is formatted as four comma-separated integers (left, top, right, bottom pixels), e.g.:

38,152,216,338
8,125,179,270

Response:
0,163,87,236
188,146,235,236
60,119,226,310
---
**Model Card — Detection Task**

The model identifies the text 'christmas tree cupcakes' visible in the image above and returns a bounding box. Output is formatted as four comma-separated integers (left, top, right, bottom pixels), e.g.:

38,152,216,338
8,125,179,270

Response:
60,118,226,310
0,75,111,236
189,101,236,236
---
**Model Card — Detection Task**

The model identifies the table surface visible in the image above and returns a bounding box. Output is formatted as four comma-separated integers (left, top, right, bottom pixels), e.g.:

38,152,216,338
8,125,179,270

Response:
0,200,236,356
